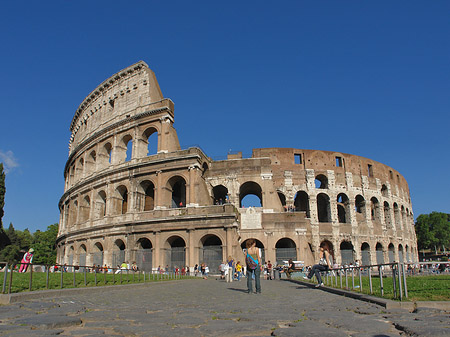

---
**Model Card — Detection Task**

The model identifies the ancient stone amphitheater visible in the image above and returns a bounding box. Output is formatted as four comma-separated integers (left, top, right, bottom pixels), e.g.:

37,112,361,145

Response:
56,61,418,272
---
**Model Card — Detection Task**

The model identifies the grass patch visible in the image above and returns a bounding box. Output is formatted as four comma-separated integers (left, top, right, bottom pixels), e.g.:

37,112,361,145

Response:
0,271,196,294
297,274,450,301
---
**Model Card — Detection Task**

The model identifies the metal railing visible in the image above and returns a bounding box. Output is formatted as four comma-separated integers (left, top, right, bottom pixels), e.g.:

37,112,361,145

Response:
0,262,194,294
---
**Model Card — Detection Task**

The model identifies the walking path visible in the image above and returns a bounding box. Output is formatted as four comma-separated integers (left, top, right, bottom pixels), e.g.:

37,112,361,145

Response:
0,278,448,336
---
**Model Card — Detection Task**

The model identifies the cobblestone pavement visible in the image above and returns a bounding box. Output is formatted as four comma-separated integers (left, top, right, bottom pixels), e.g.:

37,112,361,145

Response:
0,278,449,336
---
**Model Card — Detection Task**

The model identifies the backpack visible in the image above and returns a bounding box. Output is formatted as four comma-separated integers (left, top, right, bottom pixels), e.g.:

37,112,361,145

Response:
246,252,258,270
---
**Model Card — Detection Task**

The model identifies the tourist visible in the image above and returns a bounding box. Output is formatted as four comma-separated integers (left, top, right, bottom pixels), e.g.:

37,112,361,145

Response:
201,262,207,279
285,259,294,279
131,261,138,271
245,239,261,294
219,261,226,279
267,260,273,280
235,261,242,281
303,244,332,287
226,256,234,283
194,264,198,276
19,248,34,273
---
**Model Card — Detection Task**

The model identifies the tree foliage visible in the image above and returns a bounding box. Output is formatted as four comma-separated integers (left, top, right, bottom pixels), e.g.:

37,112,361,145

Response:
0,223,59,264
0,163,8,250
415,212,450,251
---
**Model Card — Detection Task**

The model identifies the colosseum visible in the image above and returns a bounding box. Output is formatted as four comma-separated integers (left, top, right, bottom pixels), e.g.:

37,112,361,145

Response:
56,61,418,272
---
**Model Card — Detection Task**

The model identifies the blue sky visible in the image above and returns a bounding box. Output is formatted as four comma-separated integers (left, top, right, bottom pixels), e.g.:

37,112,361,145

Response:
0,1,449,232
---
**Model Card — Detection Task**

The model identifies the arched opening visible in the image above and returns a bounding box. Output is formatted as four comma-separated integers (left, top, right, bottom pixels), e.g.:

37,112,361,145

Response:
140,180,155,211
294,191,310,217
85,150,96,175
202,162,209,177
277,192,286,210
376,242,384,264
112,239,126,268
212,185,228,205
361,242,371,266
317,193,331,223
398,244,404,263
96,190,107,218
393,203,401,229
340,241,354,265
239,181,262,207
143,127,158,156
166,236,186,269
388,243,395,263
78,244,87,271
200,235,223,273
355,195,366,220
168,176,186,208
68,246,74,271
371,197,381,222
337,193,349,223
401,206,406,231
71,200,78,225
125,137,133,162
384,202,392,228
116,186,128,214
104,142,112,165
275,238,297,265
92,242,104,267
80,195,90,222
381,184,388,197
241,239,265,264
315,174,328,189
136,238,153,272
405,244,410,262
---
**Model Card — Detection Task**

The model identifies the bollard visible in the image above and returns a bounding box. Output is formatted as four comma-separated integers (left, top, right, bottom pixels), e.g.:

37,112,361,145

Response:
351,268,354,289
379,266,384,296
345,268,348,289
392,265,397,298
29,265,33,291
46,265,50,289
2,263,8,294
60,267,64,289
358,268,362,292
401,263,408,299
369,267,373,294
339,270,343,288
397,262,403,301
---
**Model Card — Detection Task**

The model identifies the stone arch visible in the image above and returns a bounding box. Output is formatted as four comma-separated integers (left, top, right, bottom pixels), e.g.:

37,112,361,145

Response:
143,126,158,156
315,174,328,189
70,199,78,225
95,190,107,218
384,202,392,228
376,242,384,264
393,203,401,229
275,238,297,265
388,243,395,263
405,244,410,262
294,191,310,217
80,195,90,222
381,184,388,197
85,150,96,175
139,180,155,211
239,181,262,207
78,244,87,269
361,242,371,266
112,239,126,267
370,197,382,222
165,236,186,269
355,195,366,220
317,193,331,223
167,176,186,208
102,142,112,167
116,185,128,214
337,193,350,223
398,244,404,263
68,246,75,269
136,237,153,272
200,234,223,273
92,242,104,267
340,241,354,265
212,185,228,205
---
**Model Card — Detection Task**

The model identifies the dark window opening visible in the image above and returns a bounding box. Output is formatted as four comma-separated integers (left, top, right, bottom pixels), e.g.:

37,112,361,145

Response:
294,154,302,165
368,164,373,177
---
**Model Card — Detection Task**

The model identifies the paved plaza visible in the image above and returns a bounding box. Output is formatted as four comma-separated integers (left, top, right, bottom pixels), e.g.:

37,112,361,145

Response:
0,278,449,336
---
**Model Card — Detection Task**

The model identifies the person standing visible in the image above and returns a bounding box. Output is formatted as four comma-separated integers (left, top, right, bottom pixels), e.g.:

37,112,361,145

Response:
226,256,234,283
19,248,34,272
235,261,242,281
245,239,261,294
303,244,332,287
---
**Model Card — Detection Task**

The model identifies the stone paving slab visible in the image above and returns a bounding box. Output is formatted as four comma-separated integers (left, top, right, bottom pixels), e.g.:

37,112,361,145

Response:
0,278,449,336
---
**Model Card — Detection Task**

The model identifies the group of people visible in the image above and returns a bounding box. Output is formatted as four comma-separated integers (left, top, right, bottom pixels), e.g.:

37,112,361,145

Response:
219,258,243,282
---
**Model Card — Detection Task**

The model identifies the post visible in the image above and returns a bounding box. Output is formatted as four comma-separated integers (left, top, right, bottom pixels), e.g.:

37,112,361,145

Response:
46,265,50,289
94,270,97,286
379,266,384,296
2,263,8,293
402,263,408,298
369,267,373,294
8,265,14,294
351,268,354,289
73,268,76,287
358,268,362,292
60,267,64,289
397,262,403,301
29,264,33,291
339,270,343,288
84,267,87,286
345,268,348,289
392,264,397,298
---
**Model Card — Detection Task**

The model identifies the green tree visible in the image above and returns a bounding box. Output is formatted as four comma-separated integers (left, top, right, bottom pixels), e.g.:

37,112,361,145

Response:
32,224,58,265
415,212,450,252
0,163,8,250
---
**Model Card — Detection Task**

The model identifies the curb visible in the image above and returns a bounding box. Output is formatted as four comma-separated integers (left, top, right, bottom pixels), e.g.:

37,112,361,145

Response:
285,279,450,311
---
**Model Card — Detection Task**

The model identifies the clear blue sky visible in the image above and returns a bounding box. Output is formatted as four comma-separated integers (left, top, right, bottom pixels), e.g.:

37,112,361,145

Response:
0,1,449,232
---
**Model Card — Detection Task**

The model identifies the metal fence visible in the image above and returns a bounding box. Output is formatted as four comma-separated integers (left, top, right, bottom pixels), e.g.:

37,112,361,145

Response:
0,261,194,295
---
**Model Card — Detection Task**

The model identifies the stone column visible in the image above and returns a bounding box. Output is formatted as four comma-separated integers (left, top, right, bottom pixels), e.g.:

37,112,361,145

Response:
188,229,195,268
226,226,233,259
